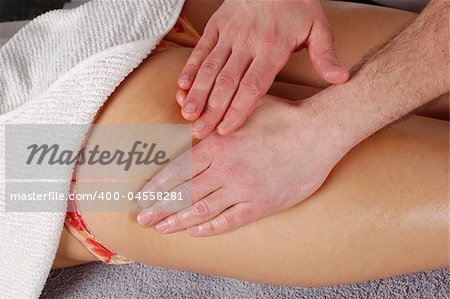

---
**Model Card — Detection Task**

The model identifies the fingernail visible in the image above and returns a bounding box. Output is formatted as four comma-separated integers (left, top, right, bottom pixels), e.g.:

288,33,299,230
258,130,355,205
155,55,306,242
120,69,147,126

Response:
217,122,230,135
179,74,191,83
156,219,170,233
183,102,197,114
176,91,186,106
137,211,154,227
192,120,205,132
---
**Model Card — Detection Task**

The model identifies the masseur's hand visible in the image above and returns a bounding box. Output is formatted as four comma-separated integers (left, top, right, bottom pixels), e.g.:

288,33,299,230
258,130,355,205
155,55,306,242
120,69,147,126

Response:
137,96,349,236
177,0,349,139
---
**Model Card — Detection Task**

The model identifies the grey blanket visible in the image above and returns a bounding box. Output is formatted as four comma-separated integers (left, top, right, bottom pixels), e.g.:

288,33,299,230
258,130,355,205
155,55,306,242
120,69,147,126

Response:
41,263,449,298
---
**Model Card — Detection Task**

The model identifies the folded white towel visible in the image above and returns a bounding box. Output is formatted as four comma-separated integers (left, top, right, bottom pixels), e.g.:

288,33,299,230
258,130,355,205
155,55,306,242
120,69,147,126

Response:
0,0,184,297
0,21,30,47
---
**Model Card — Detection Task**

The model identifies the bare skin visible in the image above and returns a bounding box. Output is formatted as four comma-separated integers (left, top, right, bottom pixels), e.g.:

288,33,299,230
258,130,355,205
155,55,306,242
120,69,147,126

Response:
178,0,350,137
177,1,419,138
182,0,416,89
145,0,448,237
54,47,449,287
182,0,448,117
139,0,447,235
53,1,449,287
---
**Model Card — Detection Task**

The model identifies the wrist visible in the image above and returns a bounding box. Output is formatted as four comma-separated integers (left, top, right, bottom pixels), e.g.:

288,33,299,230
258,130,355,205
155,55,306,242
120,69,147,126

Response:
311,0,448,150
303,82,370,153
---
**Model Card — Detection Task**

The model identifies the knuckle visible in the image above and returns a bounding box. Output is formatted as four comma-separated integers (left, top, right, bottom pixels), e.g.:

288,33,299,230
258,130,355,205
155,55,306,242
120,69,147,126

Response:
215,72,237,90
187,89,206,100
263,39,277,48
147,180,162,192
261,34,277,48
201,59,221,73
194,43,212,58
227,105,243,116
222,211,239,227
171,164,184,178
153,204,165,216
169,214,183,228
314,24,335,46
193,201,211,217
171,160,189,179
190,178,201,196
178,183,193,201
183,63,199,71
202,221,215,233
204,102,220,116
207,135,226,154
225,105,248,122
221,163,239,179
240,75,264,98
273,49,291,64
312,34,336,56
192,145,209,164
204,18,218,34
320,48,337,57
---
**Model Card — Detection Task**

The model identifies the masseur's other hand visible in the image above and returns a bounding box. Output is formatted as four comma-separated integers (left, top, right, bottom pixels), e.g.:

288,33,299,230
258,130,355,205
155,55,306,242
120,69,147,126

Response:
177,0,349,139
137,96,348,236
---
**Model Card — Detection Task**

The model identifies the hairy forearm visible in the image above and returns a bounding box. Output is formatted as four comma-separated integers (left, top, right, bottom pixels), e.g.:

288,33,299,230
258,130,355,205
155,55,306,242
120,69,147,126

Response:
313,0,449,146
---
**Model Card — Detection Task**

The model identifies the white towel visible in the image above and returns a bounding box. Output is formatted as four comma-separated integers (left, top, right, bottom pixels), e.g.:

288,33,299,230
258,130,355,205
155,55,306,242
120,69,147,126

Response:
0,0,184,297
0,21,30,47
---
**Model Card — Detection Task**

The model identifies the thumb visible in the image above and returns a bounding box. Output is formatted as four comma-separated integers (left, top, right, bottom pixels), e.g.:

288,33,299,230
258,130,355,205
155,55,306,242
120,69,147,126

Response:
308,21,349,84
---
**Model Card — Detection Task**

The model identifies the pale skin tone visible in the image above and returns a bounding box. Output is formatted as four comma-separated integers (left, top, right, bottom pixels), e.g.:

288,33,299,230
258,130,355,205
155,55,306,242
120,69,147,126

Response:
178,0,349,139
53,2,449,287
137,0,449,236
